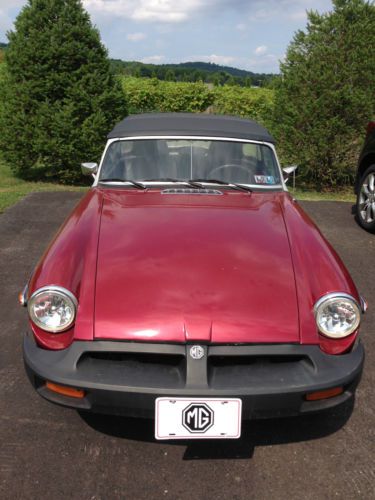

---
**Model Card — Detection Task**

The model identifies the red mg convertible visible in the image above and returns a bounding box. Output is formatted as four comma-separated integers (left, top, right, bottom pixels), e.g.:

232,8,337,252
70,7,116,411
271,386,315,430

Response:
21,114,365,439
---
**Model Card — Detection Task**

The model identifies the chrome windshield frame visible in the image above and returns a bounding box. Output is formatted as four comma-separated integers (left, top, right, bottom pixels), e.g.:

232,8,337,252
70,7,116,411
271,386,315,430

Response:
93,136,287,191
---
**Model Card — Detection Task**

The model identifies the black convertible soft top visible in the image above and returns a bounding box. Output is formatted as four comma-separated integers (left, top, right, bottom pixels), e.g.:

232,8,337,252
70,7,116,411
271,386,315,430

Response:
108,113,275,143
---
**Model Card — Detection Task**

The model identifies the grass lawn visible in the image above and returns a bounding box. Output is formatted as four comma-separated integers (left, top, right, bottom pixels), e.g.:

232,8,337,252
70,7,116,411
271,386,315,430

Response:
290,188,355,202
0,160,355,213
0,161,87,213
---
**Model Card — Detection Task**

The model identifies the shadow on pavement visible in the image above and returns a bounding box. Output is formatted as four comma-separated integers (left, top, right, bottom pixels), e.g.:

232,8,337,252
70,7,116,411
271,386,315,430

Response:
79,396,354,460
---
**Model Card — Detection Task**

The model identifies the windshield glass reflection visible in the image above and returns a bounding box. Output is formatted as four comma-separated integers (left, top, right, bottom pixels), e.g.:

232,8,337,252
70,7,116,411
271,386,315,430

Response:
100,139,281,187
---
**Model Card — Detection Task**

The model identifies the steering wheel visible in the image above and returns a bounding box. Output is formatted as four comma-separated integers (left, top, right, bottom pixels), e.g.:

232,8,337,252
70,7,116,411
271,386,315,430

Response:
208,162,252,181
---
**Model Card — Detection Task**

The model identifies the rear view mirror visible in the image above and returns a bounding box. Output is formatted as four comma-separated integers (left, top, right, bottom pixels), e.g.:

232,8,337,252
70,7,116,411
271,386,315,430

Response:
81,162,98,177
282,165,298,187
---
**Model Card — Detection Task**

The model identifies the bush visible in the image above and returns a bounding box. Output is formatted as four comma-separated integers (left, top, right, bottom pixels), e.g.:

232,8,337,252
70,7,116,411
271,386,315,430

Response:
212,85,275,130
121,77,275,131
274,0,375,189
121,77,215,113
0,0,127,184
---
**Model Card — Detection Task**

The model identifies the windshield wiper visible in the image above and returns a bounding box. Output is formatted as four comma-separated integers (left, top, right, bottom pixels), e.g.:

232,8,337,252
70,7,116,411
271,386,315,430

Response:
189,179,252,193
99,178,146,189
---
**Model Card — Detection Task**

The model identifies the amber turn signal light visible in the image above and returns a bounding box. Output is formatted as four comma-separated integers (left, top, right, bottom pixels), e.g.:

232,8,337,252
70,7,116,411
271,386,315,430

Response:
18,290,27,306
46,381,85,399
305,387,344,401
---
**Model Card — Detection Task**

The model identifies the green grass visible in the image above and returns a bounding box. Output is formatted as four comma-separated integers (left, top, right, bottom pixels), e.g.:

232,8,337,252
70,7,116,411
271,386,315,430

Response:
290,187,355,202
0,160,356,213
0,161,87,213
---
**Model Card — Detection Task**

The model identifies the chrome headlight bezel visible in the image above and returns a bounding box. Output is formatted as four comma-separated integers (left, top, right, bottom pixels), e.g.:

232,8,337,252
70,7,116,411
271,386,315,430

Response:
314,293,361,339
27,286,78,333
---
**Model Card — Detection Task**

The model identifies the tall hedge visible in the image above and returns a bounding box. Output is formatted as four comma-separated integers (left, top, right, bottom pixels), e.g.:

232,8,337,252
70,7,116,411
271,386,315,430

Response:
274,0,375,189
213,86,274,130
121,77,215,114
121,77,275,130
0,0,127,183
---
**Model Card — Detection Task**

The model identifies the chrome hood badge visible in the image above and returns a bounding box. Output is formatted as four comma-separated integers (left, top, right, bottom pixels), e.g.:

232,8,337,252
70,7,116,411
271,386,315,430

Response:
189,345,205,360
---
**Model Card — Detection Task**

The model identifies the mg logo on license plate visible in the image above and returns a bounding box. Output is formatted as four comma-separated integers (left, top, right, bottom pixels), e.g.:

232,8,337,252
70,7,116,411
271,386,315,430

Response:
155,398,242,440
182,403,214,433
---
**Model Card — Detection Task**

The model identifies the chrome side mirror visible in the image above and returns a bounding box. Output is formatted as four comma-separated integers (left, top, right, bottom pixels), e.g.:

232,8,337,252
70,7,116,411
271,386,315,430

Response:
81,162,98,177
282,165,298,187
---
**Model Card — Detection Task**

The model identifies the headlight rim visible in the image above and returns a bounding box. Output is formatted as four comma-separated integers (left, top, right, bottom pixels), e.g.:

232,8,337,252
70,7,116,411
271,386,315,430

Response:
314,292,361,339
27,285,78,333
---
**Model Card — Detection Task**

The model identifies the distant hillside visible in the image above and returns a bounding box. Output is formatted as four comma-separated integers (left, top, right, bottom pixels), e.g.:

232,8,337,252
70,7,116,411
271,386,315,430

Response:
0,41,276,86
177,61,260,78
110,59,276,87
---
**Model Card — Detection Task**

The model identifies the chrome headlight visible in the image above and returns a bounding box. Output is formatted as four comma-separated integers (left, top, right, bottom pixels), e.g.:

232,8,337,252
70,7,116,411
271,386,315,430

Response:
28,286,78,333
314,293,360,339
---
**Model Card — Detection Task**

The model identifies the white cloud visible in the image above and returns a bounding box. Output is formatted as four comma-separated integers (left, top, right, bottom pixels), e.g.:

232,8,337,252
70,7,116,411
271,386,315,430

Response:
248,0,330,22
288,10,308,21
83,0,326,24
236,23,247,31
187,54,236,66
0,0,24,9
0,9,12,38
127,32,147,42
140,55,165,64
83,0,205,23
254,45,268,56
0,0,333,28
0,0,25,38
249,8,270,21
245,53,280,72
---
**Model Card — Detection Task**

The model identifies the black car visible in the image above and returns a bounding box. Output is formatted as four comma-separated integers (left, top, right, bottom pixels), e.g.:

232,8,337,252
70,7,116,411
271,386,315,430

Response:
355,121,375,232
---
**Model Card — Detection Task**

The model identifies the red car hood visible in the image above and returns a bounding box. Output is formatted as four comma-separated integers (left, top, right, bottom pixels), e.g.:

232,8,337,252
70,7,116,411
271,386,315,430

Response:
94,190,299,343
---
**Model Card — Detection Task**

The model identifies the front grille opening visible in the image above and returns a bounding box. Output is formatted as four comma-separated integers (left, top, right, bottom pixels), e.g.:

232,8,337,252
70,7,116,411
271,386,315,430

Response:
78,352,186,388
210,355,308,366
208,355,312,388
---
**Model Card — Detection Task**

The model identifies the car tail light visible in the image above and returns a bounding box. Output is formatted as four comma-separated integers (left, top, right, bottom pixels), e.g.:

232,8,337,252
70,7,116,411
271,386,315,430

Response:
46,381,85,399
305,387,343,401
366,121,375,136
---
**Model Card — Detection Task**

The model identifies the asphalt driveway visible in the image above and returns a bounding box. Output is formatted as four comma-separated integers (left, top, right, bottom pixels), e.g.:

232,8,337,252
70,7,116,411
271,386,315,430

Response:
0,192,374,500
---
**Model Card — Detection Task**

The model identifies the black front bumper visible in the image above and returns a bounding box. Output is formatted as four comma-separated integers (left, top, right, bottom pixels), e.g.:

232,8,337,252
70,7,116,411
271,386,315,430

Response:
23,332,364,419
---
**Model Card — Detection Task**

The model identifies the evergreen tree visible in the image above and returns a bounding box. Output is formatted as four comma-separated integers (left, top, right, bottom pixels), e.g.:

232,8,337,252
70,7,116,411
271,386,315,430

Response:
274,0,375,189
0,0,127,183
165,69,176,82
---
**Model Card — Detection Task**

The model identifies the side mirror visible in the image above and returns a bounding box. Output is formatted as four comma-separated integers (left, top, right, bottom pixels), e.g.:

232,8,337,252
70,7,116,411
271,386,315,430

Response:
282,165,298,186
81,162,98,177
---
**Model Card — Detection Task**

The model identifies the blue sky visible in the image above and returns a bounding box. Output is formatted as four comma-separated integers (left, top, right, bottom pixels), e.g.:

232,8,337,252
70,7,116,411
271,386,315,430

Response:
0,0,333,73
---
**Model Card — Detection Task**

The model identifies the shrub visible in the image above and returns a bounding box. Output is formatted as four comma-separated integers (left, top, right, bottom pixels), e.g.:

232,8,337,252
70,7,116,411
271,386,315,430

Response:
121,77,276,131
121,77,215,113
212,85,275,130
0,0,127,184
274,0,375,189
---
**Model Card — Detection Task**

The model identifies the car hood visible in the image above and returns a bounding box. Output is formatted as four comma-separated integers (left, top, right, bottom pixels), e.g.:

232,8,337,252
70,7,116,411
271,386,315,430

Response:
94,190,299,343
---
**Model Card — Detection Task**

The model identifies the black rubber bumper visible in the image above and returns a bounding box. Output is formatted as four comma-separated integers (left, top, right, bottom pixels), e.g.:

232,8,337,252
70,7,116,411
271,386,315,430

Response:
23,332,364,419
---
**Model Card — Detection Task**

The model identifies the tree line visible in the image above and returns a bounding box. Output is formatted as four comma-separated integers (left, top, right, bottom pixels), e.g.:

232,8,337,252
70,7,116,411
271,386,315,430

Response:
110,60,276,87
0,42,277,87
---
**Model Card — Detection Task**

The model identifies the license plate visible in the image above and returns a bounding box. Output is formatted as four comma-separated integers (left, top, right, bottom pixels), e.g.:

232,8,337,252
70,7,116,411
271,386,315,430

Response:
155,398,242,440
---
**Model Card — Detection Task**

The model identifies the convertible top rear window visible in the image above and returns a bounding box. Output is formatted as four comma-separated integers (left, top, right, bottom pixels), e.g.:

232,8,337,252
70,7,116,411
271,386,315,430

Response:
99,139,281,187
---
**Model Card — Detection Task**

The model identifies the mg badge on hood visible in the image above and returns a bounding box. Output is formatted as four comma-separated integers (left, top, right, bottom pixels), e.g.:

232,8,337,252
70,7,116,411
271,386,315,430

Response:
190,345,205,360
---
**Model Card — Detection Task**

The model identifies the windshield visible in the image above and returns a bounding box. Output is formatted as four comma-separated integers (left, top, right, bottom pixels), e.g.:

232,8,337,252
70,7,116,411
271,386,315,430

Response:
99,139,282,187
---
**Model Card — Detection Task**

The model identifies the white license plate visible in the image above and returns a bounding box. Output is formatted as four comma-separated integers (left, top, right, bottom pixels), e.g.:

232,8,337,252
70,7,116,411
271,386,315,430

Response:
155,398,242,440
